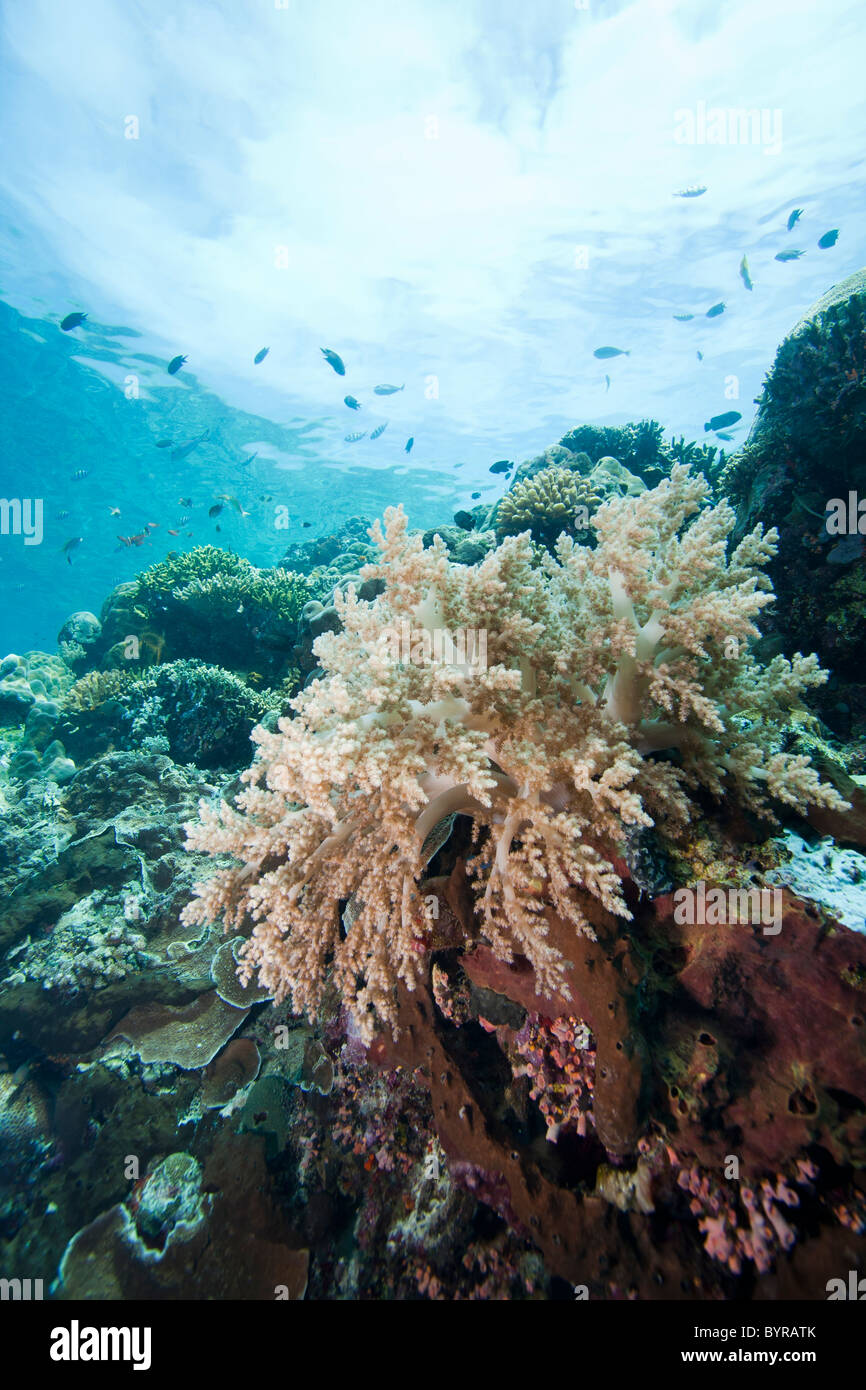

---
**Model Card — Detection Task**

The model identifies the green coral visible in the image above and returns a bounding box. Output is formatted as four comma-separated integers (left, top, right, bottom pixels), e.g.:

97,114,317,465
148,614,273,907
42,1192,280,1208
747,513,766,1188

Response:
134,546,309,620
93,547,311,682
129,660,278,769
554,419,729,490
667,435,726,479
57,659,285,769
558,420,669,479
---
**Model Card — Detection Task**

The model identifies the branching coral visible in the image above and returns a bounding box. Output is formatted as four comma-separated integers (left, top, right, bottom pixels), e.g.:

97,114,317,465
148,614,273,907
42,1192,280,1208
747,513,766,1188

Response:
183,466,846,1041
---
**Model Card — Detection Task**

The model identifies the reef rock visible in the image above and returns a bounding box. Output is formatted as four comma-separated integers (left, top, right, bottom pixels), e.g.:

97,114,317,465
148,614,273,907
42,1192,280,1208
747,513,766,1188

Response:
725,267,866,736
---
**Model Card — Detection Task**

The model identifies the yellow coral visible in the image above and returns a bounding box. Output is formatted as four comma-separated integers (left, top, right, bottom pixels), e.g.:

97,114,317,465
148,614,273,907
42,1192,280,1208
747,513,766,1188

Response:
64,669,133,710
494,465,599,543
183,466,847,1042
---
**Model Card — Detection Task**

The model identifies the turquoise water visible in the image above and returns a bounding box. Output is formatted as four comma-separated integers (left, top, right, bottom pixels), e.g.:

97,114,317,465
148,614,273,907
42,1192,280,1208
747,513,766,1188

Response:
1,0,864,651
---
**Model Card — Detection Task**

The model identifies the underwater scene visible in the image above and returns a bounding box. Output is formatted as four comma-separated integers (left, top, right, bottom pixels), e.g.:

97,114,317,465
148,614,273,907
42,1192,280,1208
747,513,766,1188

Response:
1,0,866,1331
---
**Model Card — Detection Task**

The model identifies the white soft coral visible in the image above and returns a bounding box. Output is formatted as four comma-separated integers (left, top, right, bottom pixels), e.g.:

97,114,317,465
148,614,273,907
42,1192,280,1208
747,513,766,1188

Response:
183,467,847,1039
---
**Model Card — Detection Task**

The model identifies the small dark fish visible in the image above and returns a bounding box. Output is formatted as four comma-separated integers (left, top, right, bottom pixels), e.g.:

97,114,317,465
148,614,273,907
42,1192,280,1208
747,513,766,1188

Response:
239,452,258,467
489,460,512,475
705,302,725,317
454,511,476,531
71,468,90,481
370,422,388,440
373,383,403,395
344,395,361,409
787,208,803,231
155,439,173,449
208,504,224,518
179,497,192,507
167,355,188,374
344,431,366,443
302,521,312,528
258,494,274,503
739,254,753,291
673,185,707,198
775,249,805,262
405,437,414,453
60,537,83,563
673,314,694,321
56,510,70,521
321,348,345,375
604,374,611,391
60,312,87,331
167,528,180,536
593,346,629,359
471,491,481,500
818,229,839,249
254,347,269,364
704,410,742,432
696,351,703,361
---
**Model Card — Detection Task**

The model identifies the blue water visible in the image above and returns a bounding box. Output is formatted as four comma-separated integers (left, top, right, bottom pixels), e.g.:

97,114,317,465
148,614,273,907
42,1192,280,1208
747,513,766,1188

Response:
1,0,864,652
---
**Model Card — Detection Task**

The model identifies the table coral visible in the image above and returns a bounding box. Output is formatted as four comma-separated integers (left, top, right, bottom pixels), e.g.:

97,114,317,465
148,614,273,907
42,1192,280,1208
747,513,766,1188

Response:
183,465,846,1042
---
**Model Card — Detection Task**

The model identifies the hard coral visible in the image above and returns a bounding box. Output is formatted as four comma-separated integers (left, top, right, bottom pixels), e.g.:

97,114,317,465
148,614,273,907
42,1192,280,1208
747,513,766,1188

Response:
493,464,600,545
183,466,845,1042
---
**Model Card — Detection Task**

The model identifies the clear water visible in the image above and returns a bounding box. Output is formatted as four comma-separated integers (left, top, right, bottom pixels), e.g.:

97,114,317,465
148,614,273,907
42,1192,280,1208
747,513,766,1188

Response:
1,0,863,651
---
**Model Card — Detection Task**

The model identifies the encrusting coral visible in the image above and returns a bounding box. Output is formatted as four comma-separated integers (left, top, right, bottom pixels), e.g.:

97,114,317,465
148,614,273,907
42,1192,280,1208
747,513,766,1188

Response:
182,465,847,1042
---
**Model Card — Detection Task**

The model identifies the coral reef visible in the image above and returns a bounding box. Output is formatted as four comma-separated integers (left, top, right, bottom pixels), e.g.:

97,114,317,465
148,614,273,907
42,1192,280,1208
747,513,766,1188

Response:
558,419,670,479
183,465,844,1049
723,268,866,735
56,660,280,769
492,464,600,545
3,345,866,1303
79,546,310,686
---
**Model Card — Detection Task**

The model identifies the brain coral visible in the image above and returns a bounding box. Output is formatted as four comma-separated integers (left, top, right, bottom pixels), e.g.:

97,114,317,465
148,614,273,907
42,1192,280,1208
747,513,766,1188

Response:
183,466,846,1041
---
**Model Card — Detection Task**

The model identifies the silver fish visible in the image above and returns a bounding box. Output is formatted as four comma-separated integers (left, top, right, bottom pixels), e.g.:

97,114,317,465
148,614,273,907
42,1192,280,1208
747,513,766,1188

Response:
171,429,211,462
373,383,404,395
344,431,366,443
